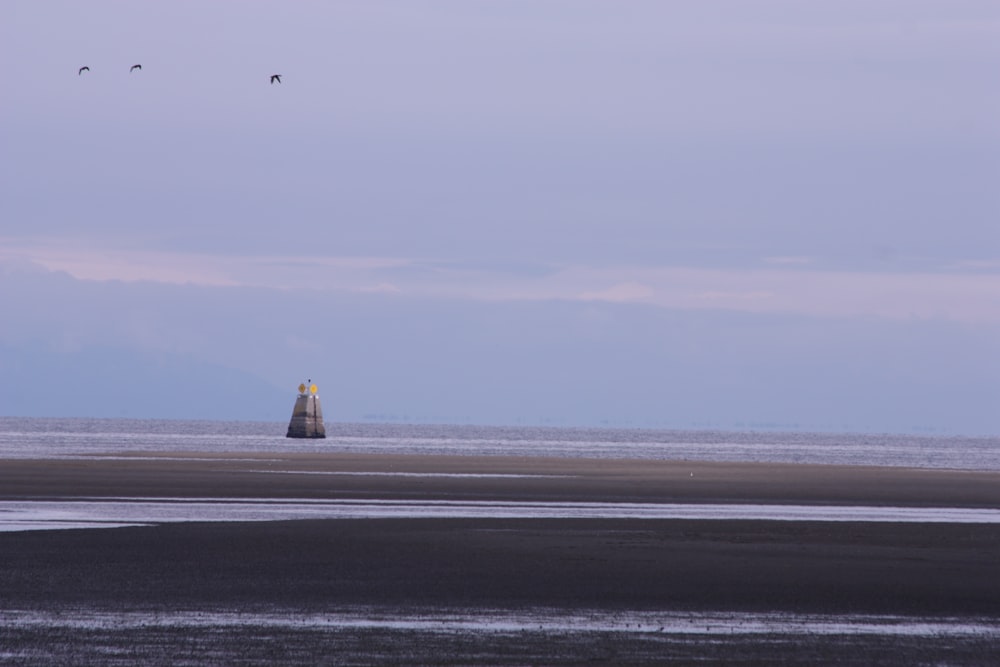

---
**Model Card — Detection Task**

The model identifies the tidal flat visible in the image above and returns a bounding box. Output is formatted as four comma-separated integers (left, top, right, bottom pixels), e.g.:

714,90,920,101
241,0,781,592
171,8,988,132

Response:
1,453,999,665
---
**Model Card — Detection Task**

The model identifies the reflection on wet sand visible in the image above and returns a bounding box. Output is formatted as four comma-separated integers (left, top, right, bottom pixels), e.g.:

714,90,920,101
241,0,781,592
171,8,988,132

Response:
5,607,1000,637
4,496,1000,532
3,608,999,666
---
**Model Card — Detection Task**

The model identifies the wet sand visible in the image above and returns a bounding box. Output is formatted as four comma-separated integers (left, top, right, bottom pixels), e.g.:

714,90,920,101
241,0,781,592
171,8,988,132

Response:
5,451,1000,506
4,515,1000,615
2,453,1000,665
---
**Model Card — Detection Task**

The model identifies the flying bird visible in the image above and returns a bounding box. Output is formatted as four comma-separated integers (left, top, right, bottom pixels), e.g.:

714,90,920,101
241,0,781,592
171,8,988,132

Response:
130,64,141,72
78,66,90,75
270,74,282,84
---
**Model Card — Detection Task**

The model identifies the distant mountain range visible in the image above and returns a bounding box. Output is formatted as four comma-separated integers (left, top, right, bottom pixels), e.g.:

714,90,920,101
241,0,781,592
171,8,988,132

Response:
0,342,288,421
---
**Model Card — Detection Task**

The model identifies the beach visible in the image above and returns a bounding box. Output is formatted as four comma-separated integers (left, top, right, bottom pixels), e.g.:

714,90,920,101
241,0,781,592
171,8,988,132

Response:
2,453,999,665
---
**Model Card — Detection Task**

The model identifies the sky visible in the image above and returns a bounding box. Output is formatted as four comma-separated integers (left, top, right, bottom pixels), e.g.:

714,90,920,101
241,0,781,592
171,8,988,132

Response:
1,1,998,433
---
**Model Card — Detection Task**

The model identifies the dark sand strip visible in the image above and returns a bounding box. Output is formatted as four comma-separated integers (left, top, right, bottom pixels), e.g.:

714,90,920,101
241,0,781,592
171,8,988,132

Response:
1,517,999,616
4,453,1000,507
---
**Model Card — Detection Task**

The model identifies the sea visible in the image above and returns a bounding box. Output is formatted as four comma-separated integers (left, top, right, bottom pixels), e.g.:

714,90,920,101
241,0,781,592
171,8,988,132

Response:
1,416,999,470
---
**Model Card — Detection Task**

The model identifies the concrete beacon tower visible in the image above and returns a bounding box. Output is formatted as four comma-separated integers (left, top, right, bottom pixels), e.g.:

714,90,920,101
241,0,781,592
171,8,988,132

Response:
286,381,326,439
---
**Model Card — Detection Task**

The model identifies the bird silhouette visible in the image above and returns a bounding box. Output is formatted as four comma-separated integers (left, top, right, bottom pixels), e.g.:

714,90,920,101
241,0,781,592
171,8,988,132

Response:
78,66,90,75
130,64,142,72
270,74,282,84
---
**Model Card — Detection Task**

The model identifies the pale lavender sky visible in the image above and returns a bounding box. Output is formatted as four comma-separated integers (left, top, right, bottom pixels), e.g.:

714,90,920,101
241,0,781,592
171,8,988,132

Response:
1,1,998,432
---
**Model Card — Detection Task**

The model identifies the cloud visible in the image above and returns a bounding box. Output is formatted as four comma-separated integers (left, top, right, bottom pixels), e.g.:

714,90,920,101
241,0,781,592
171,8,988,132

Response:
357,283,403,294
3,240,999,323
578,282,654,303
763,256,813,266
693,290,774,302
0,240,239,287
0,239,410,290
950,259,1000,272
556,266,1000,323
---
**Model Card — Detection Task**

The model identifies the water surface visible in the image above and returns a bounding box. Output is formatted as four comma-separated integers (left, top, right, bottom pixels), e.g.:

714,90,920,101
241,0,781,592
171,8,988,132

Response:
2,417,997,470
